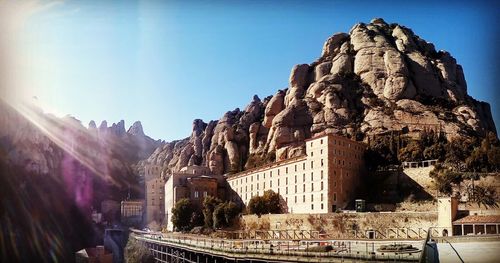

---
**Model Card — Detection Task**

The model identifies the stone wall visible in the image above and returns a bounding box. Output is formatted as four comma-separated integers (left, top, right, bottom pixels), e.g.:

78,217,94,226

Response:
241,212,437,238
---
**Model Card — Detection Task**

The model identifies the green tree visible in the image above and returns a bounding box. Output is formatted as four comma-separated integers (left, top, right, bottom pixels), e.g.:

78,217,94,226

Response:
468,185,498,208
212,203,226,229
398,140,424,162
247,195,266,217
171,198,193,231
223,201,240,226
262,190,282,214
248,190,282,216
429,164,462,195
202,196,222,227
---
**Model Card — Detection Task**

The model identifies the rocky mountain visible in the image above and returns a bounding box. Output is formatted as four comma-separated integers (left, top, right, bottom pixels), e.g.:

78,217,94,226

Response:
146,18,496,175
0,100,161,200
0,98,164,261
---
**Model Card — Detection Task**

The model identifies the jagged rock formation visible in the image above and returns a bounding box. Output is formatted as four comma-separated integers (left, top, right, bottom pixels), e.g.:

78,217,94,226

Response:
0,100,161,195
146,18,496,176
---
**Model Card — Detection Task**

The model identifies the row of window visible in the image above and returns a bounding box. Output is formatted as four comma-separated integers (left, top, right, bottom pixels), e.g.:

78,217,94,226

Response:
310,139,362,151
193,191,209,199
230,167,325,187
236,180,326,195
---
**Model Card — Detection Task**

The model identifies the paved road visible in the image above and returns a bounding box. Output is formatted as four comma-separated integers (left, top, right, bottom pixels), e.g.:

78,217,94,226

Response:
437,241,500,263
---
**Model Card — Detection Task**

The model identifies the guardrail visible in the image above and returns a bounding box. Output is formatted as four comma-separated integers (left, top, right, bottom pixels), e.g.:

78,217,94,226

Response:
132,231,424,262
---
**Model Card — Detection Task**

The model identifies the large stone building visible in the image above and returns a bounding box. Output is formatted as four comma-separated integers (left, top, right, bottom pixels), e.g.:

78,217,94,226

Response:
226,133,365,213
164,166,226,231
145,165,166,226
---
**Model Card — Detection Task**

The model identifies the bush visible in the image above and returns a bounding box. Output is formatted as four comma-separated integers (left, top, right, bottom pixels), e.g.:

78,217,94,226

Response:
203,196,223,228
429,164,462,195
124,235,155,263
247,190,282,216
171,198,194,231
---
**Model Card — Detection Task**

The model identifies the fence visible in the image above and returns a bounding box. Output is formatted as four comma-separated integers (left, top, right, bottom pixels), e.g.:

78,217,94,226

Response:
134,232,424,262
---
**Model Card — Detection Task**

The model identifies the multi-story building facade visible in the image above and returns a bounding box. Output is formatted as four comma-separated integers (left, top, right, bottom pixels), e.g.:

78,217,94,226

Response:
226,133,365,213
120,200,144,226
144,165,166,226
164,166,226,231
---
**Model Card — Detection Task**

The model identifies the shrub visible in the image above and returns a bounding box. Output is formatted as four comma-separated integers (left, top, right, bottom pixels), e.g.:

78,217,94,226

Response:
171,198,193,231
248,190,282,216
203,196,222,228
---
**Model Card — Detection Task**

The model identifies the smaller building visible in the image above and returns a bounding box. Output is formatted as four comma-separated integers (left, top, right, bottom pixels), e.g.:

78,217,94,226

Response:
437,196,500,236
120,200,144,226
164,165,226,231
453,215,500,236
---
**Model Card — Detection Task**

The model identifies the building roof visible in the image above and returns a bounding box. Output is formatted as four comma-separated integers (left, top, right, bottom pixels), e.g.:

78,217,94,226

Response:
453,215,500,224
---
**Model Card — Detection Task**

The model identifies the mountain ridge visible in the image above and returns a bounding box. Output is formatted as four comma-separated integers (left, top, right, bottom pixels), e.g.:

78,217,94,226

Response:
144,18,496,175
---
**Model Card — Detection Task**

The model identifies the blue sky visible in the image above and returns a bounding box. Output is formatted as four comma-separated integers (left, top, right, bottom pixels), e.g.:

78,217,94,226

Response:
7,0,499,140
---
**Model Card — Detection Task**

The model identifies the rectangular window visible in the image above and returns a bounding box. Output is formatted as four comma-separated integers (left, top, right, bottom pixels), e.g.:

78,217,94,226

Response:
295,175,297,183
321,159,324,167
311,204,314,210
286,187,288,194
286,167,288,173
320,139,323,144
321,181,324,190
204,191,208,198
311,194,314,201
303,163,305,170
311,161,313,169
311,152,313,157
321,203,324,210
311,183,314,191
270,181,273,187
257,174,259,180
311,172,313,181
295,185,297,193
295,165,297,172
278,179,280,186
263,182,265,188
303,174,305,182
334,193,337,201
295,196,297,203
321,193,324,201
303,184,305,192
194,191,199,198
321,170,324,179
303,195,305,202
278,169,280,175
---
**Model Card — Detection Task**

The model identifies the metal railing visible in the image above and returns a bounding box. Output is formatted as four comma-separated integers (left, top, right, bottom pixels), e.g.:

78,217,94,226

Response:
133,232,424,262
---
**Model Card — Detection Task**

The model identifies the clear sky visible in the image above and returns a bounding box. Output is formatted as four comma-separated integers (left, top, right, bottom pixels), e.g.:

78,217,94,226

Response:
2,0,499,140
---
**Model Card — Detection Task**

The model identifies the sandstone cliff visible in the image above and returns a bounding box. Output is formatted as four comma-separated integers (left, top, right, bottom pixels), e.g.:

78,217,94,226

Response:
146,18,496,175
